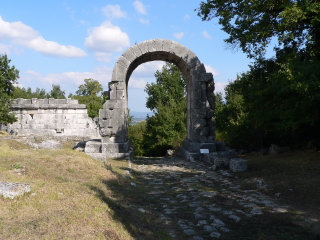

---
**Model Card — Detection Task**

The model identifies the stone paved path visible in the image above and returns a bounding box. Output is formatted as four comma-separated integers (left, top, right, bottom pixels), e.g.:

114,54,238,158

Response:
127,157,288,239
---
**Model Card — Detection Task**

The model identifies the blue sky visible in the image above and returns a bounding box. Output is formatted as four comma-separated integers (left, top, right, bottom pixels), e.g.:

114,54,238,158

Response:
0,0,252,112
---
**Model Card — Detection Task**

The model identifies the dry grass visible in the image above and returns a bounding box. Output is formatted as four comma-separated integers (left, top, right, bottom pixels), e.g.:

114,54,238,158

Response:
0,137,133,240
0,130,8,136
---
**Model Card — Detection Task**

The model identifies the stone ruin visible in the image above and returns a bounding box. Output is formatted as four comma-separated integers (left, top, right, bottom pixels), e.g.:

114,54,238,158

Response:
0,98,99,138
1,39,247,171
87,39,217,161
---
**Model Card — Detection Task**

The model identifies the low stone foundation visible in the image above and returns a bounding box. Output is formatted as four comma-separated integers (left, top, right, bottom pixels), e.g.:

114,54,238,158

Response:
1,98,100,138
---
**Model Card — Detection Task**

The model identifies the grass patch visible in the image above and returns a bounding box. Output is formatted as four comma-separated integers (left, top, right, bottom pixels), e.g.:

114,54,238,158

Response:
0,137,132,240
0,130,8,136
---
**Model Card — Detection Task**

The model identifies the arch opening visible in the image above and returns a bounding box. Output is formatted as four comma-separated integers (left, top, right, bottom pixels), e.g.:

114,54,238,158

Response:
98,39,216,161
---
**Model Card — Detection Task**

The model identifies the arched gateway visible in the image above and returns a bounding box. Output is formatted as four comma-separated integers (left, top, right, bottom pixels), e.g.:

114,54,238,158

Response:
98,39,216,160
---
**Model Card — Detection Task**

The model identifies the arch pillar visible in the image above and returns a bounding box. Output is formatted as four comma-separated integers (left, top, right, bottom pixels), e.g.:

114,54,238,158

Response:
98,39,216,160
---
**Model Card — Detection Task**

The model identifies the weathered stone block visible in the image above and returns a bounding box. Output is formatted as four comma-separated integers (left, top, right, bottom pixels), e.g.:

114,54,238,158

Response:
229,158,247,172
112,64,127,82
122,48,137,63
161,39,174,52
116,56,130,68
0,182,31,199
136,40,149,55
130,44,143,58
85,141,102,153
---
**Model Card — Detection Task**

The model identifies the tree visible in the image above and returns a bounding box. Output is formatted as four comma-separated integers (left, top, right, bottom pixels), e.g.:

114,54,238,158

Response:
0,54,19,124
197,0,320,59
143,63,187,156
49,84,65,99
197,0,320,149
12,87,48,99
70,78,105,118
76,78,103,96
128,121,146,156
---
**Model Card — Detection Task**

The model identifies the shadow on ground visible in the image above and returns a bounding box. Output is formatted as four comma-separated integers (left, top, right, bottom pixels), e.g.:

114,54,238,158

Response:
89,157,320,240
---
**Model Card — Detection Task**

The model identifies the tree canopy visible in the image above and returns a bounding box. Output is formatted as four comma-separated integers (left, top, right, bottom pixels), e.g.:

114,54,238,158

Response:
49,85,66,99
197,0,320,58
12,87,47,99
198,0,320,149
0,54,19,124
69,78,105,119
12,84,65,99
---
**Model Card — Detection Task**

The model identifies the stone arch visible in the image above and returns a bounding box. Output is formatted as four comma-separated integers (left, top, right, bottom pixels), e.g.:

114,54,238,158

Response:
98,39,216,160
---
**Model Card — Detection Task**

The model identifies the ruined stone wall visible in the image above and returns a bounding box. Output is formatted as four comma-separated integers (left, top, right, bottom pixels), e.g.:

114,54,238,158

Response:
1,98,100,138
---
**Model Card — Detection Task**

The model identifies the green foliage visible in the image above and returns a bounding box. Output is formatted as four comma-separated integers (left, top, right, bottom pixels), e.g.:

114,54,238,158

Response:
143,63,187,156
197,0,320,59
13,84,65,99
0,54,19,124
215,51,320,150
144,99,186,156
145,64,186,112
127,63,187,156
198,0,320,150
70,78,105,119
49,84,65,99
128,121,146,156
76,78,103,96
12,87,48,99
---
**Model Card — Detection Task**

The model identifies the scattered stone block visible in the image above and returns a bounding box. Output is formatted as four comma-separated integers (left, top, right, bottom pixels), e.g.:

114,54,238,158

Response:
0,182,31,199
209,231,221,238
166,149,175,158
36,140,61,149
229,158,247,172
184,229,195,235
268,144,279,154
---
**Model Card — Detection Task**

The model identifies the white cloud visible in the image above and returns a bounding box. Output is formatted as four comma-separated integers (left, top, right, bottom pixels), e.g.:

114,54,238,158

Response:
214,82,226,93
13,82,23,88
129,61,165,89
173,32,184,40
20,66,112,94
139,18,150,24
0,16,86,57
133,0,147,15
19,62,164,92
128,79,147,89
102,4,126,19
85,21,130,54
204,64,219,76
0,43,11,54
202,31,212,39
183,14,190,21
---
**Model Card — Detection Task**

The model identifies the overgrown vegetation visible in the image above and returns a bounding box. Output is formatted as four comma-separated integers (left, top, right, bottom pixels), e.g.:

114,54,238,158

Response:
198,0,320,150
